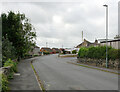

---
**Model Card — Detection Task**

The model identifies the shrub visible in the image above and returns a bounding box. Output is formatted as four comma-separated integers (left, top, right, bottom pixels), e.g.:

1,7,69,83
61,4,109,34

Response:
0,74,9,92
78,47,88,58
78,46,119,60
4,59,17,73
33,54,39,57
43,51,50,55
108,48,118,60
4,59,17,79
72,50,77,54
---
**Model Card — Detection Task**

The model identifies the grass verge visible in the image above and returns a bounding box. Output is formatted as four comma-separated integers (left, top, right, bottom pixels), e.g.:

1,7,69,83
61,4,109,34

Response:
67,62,120,75
59,54,77,57
31,61,46,92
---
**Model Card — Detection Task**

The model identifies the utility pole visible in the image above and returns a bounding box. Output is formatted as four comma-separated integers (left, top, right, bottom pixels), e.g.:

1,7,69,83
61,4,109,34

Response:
103,4,108,68
46,42,48,47
62,45,63,48
82,31,83,42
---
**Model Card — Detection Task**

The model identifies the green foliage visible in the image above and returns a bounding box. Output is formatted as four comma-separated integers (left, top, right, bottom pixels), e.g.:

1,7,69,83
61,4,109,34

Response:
108,48,118,60
72,50,77,54
78,46,119,60
4,59,17,73
43,51,50,55
33,54,39,57
0,74,9,92
78,47,88,58
2,11,36,59
2,37,16,66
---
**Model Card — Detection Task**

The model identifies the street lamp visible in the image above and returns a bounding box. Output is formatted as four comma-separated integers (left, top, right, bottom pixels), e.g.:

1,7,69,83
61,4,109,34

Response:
103,4,108,68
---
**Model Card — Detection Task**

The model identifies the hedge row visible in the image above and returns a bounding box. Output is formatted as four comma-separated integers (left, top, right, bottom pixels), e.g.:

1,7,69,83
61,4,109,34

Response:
1,59,18,92
78,46,120,60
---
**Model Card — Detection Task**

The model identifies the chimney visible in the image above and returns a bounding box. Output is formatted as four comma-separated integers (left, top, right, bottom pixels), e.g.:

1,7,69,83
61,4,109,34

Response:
95,39,98,44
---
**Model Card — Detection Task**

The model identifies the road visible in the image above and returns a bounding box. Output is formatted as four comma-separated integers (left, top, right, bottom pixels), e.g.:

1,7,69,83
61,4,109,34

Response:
33,54,118,90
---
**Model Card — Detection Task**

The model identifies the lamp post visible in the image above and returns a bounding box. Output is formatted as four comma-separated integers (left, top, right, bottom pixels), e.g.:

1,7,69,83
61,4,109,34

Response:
103,4,108,68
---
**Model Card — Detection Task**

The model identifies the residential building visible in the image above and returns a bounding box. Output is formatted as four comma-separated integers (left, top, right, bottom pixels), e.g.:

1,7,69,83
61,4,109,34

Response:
76,39,100,48
100,35,120,49
29,45,40,56
100,39,120,49
52,48,61,54
40,47,53,54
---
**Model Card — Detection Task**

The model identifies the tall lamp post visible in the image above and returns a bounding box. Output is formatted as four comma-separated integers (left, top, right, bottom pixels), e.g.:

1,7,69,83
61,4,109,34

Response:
103,4,108,68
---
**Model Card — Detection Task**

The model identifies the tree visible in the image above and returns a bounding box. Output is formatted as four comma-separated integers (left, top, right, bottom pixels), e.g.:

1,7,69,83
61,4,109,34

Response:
2,37,16,65
2,11,36,59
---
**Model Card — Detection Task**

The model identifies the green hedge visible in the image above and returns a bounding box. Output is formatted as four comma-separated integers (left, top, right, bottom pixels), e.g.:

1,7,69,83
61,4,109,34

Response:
78,46,119,60
43,51,50,55
72,50,77,54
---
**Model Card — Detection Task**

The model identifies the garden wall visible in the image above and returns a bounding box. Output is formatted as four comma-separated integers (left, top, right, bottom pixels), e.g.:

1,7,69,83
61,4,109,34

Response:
77,58,119,70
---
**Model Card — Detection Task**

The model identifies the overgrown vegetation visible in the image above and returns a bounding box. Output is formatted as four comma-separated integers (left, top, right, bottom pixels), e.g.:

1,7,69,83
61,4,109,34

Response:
1,11,36,92
2,11,36,64
78,46,119,60
72,50,77,54
4,59,17,79
2,37,16,66
0,74,9,92
0,59,18,92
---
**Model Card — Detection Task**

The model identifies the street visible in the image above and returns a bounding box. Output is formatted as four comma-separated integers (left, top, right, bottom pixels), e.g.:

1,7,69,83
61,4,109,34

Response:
33,54,118,90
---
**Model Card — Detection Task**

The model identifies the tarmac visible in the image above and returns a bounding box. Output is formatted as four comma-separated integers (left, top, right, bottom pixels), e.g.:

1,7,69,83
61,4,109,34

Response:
8,57,41,91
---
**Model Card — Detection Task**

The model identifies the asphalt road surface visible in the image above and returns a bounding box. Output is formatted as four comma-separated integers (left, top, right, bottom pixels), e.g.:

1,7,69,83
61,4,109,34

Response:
33,54,118,90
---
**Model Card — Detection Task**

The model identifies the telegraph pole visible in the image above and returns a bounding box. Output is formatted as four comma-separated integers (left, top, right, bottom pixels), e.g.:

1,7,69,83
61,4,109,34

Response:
82,31,83,42
46,42,48,47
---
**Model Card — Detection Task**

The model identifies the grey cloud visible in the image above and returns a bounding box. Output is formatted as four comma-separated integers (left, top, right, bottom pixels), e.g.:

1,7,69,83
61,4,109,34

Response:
2,0,119,48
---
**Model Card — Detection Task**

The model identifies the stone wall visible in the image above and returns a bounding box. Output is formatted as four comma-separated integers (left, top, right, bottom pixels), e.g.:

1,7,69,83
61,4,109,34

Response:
1,66,11,76
77,58,120,70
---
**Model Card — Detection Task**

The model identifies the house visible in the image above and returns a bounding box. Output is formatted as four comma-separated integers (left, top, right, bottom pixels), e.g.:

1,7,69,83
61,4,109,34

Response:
52,48,61,54
100,35,120,49
100,39,120,49
40,47,53,54
59,48,65,54
76,39,100,48
29,45,40,56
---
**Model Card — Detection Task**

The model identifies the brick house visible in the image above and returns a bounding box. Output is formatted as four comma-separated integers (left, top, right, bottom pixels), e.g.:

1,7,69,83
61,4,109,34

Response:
52,48,61,54
40,47,53,53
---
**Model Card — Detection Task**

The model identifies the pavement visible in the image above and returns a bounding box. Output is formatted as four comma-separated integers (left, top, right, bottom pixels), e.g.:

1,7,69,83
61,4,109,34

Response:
8,58,40,91
33,54,118,90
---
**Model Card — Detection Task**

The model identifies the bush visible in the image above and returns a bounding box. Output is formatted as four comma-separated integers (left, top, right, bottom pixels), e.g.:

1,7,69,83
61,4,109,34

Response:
78,46,119,60
4,59,17,79
0,74,9,92
43,51,50,55
108,48,118,60
4,59,17,73
72,50,77,54
78,47,88,58
33,54,39,57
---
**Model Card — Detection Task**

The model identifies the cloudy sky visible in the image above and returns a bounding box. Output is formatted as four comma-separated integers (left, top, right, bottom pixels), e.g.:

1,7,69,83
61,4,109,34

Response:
1,0,119,48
